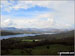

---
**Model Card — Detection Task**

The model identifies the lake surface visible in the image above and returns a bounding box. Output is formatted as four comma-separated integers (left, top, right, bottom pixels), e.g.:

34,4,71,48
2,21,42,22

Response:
0,34,41,39
0,33,54,39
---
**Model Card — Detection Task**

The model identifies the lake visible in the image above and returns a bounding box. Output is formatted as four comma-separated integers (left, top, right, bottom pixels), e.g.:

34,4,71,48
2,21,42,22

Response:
0,34,41,39
0,33,54,39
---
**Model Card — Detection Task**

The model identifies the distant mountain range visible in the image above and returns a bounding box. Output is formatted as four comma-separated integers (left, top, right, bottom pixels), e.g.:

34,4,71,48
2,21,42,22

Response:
1,27,74,35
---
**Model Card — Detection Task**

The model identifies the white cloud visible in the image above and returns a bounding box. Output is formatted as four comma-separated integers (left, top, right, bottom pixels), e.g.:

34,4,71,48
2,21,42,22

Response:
1,1,70,11
1,16,12,27
1,13,54,28
54,1,74,25
54,24,72,29
1,0,74,29
1,0,13,12
1,13,72,29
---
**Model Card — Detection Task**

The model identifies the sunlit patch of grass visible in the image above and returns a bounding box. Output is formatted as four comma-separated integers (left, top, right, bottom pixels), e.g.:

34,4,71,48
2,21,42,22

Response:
22,39,40,42
22,40,33,42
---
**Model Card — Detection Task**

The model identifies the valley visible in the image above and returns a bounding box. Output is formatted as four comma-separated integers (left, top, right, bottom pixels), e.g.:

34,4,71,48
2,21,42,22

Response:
1,30,74,55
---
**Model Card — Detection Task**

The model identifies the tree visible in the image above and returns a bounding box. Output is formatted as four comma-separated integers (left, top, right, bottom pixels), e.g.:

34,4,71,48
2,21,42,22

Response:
33,40,35,42
46,45,50,49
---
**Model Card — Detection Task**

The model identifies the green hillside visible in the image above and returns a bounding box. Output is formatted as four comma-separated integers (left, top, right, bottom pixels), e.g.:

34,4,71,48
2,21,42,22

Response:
1,30,74,55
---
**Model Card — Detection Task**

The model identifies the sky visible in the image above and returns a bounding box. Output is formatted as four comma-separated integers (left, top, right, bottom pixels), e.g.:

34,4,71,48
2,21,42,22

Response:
1,0,74,29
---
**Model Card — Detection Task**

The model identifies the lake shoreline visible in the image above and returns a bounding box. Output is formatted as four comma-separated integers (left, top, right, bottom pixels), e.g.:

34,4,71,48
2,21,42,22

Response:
0,33,54,39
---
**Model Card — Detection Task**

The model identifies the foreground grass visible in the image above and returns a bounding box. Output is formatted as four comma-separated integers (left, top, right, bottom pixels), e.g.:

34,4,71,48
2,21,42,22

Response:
2,44,74,55
31,44,74,55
